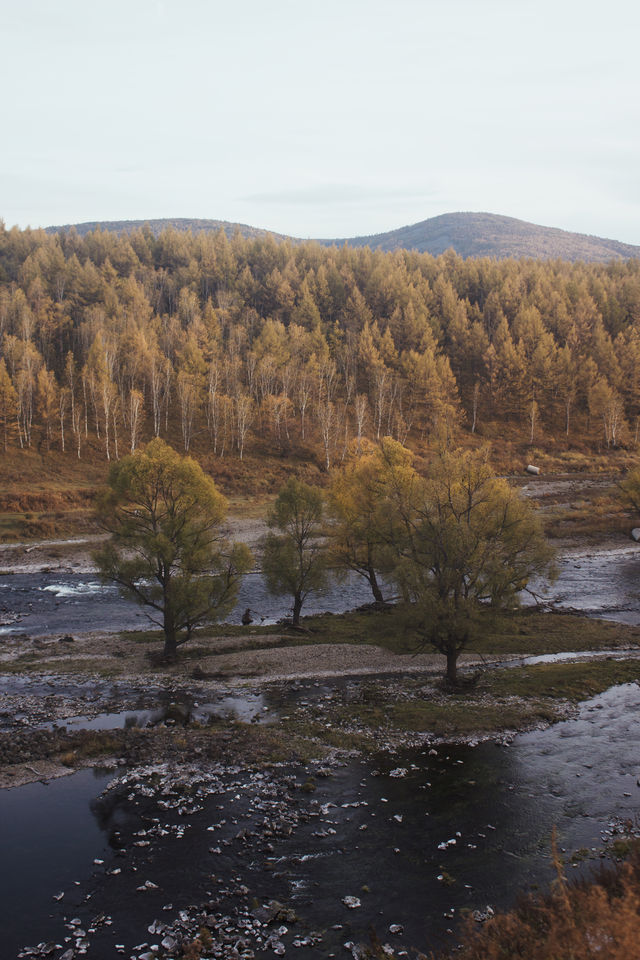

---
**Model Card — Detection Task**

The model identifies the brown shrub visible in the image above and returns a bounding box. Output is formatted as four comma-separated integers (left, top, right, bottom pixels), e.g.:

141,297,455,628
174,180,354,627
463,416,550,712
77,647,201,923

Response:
428,842,640,960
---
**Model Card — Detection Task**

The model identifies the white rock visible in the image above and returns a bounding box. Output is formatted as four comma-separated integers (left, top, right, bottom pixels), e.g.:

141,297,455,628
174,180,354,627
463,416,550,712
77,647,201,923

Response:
342,896,362,909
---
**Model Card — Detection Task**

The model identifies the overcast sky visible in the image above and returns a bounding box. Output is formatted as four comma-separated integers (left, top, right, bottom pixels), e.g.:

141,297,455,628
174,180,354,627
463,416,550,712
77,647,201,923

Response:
2,0,639,243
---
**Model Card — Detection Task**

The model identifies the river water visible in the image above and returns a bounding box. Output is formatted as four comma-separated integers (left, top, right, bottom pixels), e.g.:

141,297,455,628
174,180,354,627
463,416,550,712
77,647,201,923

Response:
1,544,640,957
2,683,640,958
0,568,380,638
1,543,640,638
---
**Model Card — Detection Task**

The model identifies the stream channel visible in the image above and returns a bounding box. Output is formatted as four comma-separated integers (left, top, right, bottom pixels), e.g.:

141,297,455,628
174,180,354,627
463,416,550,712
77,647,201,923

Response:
2,544,640,638
2,545,640,958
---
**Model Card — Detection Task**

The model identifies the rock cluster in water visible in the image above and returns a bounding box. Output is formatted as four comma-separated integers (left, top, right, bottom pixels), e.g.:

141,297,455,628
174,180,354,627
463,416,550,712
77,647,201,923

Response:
18,758,413,959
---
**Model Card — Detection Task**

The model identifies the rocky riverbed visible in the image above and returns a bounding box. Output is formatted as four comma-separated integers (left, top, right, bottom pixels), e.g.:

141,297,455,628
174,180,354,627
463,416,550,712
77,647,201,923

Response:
6,680,640,960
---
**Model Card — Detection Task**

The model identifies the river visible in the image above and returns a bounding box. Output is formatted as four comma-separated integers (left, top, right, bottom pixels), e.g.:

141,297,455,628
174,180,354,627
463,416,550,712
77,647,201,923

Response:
0,568,380,638
1,542,640,957
1,543,640,639
2,682,640,958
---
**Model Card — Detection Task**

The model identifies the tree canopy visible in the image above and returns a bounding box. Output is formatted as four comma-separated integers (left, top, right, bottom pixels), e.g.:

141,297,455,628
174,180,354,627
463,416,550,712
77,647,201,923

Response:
378,441,556,682
262,477,327,626
327,437,412,602
94,438,252,658
1,222,640,470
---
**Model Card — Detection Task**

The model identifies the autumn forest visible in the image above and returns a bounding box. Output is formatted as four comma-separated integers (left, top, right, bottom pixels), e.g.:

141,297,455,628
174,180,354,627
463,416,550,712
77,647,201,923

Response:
1,222,640,481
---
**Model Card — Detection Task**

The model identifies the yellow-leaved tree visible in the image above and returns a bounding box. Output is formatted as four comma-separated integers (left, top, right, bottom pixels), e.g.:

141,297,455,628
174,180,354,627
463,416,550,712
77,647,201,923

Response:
377,440,556,684
94,439,252,659
327,438,413,603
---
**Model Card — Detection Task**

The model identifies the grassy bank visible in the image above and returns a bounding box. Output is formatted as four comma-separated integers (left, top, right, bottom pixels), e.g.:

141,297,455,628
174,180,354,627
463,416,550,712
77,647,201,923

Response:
8,654,637,777
284,606,640,657
275,657,640,751
3,606,638,678
2,604,640,777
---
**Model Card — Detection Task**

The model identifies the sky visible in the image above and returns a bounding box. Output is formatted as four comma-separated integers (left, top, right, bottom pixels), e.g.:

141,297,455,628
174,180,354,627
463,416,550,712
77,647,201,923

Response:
2,0,640,243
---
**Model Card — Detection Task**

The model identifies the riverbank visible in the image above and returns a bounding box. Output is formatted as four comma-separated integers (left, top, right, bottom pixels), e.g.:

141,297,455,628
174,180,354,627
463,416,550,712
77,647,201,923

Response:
0,465,636,576
2,605,639,791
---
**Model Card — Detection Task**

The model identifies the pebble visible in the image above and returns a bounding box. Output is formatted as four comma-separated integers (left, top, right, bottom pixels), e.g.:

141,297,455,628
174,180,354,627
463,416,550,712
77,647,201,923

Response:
342,896,362,909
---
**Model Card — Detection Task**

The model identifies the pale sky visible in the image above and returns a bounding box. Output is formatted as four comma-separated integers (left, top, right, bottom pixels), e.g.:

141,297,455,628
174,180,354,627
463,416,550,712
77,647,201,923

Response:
2,0,640,243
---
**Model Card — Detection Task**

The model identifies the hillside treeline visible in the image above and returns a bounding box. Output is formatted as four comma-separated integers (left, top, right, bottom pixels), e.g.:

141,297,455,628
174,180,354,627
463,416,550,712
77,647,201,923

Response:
1,222,640,465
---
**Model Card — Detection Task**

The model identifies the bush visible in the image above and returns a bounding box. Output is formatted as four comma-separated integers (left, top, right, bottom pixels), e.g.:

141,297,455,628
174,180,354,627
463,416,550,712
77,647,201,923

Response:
429,842,640,960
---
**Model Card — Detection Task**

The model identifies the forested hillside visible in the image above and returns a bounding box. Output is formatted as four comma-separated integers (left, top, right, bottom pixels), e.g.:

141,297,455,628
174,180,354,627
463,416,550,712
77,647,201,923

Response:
1,222,640,492
45,217,287,242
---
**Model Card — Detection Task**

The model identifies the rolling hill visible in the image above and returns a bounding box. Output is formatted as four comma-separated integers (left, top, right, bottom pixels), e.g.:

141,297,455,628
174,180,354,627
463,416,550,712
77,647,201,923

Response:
44,217,288,242
327,212,640,261
45,212,640,262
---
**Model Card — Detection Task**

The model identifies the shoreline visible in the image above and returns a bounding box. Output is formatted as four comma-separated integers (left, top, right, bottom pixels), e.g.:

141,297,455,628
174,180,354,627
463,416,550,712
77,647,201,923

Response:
1,522,639,794
1,631,638,790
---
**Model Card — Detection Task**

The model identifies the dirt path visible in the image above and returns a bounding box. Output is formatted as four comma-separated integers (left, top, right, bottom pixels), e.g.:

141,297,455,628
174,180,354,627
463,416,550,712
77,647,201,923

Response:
0,624,516,680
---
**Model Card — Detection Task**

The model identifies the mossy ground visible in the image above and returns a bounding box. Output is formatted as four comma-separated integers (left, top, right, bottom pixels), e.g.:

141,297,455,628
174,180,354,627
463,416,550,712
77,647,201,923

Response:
484,657,640,701
289,606,640,656
174,606,640,659
270,658,640,752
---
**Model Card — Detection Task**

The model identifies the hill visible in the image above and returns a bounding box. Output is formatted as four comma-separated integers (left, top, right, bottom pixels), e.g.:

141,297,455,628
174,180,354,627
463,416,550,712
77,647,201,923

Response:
325,212,640,262
45,211,640,262
44,217,288,242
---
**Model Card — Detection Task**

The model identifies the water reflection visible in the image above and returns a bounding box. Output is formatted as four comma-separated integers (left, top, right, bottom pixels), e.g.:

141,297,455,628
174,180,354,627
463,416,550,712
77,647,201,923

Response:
0,769,114,956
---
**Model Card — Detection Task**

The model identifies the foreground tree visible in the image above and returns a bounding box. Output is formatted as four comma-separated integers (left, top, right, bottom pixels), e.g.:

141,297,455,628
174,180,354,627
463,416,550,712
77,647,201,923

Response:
262,478,327,626
327,438,412,602
383,442,555,684
94,438,252,659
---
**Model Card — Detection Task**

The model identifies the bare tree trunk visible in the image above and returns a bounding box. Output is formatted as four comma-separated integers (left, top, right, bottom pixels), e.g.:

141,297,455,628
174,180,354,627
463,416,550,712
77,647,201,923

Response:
292,592,303,626
529,399,538,444
446,647,458,685
112,402,120,460
471,381,479,435
367,563,384,603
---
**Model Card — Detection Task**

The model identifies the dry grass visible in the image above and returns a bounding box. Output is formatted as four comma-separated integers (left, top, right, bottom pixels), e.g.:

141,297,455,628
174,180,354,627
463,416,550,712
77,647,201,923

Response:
421,843,640,960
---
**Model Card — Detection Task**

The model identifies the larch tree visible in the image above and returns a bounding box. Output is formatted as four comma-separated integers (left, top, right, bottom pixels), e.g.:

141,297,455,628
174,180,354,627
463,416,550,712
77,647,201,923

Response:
0,358,18,451
36,366,58,451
